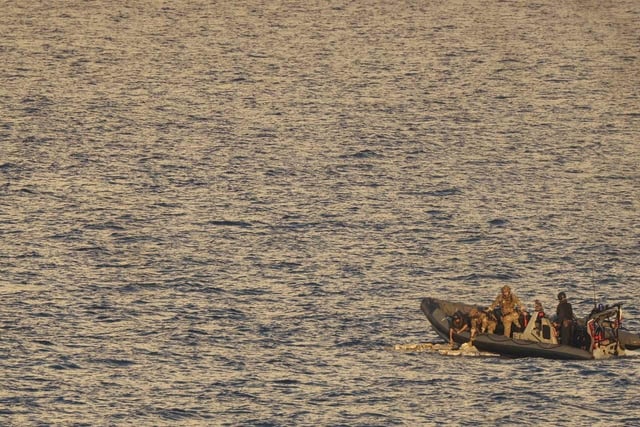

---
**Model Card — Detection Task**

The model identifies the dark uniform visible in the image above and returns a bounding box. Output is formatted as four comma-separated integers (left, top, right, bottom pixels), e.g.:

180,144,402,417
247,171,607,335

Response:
449,311,469,347
556,292,574,345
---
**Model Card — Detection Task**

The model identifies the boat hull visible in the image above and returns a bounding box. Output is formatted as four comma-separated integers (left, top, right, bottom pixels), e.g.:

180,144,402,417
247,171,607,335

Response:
471,333,592,360
617,330,640,351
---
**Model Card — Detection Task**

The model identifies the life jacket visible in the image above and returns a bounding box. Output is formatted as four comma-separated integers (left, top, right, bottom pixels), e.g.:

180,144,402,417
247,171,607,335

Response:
499,294,517,315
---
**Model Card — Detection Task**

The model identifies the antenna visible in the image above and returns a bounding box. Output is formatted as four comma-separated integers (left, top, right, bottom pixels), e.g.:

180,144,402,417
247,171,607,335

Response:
590,263,597,308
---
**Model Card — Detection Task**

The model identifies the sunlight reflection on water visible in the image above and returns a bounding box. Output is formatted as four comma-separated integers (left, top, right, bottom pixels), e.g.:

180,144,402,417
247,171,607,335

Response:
1,0,640,425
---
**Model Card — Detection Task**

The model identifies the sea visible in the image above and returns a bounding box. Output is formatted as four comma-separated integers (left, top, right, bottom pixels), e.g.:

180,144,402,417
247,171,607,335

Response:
1,0,639,425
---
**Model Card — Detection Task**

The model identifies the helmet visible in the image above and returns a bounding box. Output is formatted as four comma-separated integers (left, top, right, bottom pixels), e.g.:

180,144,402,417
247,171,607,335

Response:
557,292,566,301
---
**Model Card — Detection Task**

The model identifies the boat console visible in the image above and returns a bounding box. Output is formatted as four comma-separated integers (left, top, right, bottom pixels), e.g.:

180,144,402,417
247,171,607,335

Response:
512,311,558,345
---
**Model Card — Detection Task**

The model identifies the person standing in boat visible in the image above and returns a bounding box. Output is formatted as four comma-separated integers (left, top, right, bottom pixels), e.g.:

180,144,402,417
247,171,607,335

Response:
489,285,525,337
555,292,574,345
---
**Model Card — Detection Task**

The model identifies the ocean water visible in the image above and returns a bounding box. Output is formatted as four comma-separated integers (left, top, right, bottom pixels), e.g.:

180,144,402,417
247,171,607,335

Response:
1,0,639,425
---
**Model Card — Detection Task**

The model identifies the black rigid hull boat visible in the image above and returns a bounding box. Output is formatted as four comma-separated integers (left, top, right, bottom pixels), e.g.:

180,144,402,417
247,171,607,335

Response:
421,297,640,360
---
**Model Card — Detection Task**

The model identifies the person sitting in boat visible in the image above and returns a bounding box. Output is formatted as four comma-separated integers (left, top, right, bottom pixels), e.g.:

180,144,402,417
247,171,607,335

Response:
533,299,545,327
449,311,469,348
481,308,497,334
468,308,496,342
488,285,525,337
534,299,544,313
534,299,546,318
555,292,574,345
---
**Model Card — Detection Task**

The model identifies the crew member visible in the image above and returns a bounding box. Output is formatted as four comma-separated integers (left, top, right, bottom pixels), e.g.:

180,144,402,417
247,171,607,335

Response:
556,292,574,346
449,311,469,348
489,285,524,338
468,308,482,344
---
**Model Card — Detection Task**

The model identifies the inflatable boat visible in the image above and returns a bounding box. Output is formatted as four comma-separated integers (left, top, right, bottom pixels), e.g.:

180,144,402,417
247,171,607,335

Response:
421,297,640,360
